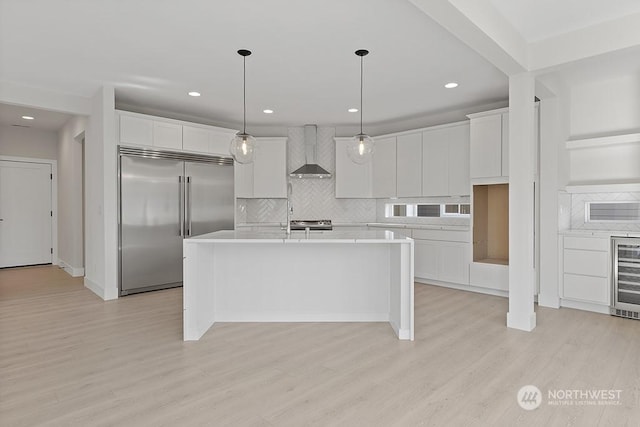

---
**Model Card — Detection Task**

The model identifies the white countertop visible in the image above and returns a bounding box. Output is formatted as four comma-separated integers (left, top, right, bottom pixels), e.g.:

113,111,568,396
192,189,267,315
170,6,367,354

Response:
559,229,640,238
187,229,413,243
236,222,469,232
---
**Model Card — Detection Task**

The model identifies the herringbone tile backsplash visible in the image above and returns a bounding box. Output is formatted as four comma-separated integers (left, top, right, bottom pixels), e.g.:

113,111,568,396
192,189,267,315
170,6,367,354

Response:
238,127,377,224
571,192,640,231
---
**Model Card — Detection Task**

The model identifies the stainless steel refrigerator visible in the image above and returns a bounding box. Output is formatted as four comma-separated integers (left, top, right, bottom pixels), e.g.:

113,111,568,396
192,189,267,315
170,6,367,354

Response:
118,147,234,296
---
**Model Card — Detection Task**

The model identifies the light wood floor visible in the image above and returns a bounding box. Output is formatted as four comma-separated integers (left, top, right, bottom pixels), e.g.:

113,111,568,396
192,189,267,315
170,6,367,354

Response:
1,266,639,426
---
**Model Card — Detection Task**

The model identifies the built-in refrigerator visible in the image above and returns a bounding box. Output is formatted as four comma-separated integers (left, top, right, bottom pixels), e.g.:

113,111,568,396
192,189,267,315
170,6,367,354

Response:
118,146,234,296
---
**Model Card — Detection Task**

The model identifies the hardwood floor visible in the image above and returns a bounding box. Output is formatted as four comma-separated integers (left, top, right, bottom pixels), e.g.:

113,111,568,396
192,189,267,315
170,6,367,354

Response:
1,265,638,426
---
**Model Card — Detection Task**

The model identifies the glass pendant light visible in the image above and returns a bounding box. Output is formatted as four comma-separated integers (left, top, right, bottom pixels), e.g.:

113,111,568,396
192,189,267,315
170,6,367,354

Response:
230,49,256,164
347,49,374,164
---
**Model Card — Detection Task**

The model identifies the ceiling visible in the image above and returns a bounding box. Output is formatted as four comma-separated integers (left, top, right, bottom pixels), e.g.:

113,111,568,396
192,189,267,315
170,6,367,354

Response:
0,104,73,131
0,0,508,133
1,1,638,134
489,0,640,42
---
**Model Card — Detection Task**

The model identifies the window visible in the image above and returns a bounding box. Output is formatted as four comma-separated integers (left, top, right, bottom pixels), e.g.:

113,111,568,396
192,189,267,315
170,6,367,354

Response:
385,203,470,218
586,202,640,222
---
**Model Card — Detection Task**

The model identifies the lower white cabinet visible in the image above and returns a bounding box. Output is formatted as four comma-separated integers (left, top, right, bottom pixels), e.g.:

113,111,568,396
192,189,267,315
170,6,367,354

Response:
413,229,470,286
469,262,509,291
560,235,610,306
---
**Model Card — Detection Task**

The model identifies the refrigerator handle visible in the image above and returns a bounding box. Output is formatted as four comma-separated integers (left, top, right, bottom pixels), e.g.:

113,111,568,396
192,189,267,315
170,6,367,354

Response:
178,176,184,237
186,176,192,236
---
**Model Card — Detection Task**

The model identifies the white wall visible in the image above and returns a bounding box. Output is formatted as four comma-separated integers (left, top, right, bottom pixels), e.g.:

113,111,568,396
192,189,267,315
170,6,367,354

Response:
83,86,117,300
57,115,87,276
0,124,58,160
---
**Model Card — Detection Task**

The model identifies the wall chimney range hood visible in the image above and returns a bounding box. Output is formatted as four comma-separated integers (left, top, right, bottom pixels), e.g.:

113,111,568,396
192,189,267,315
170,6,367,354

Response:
289,125,332,179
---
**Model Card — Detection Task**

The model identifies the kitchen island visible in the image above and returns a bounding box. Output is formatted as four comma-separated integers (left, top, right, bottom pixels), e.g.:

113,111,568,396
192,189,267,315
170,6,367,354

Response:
183,229,414,341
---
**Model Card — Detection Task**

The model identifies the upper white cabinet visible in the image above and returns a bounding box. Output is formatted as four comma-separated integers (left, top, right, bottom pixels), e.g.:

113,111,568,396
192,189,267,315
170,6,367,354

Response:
153,121,182,150
119,115,153,146
117,111,236,156
335,138,372,198
396,133,422,197
235,137,287,198
422,128,449,196
421,123,470,197
369,122,469,199
468,109,508,180
372,137,397,198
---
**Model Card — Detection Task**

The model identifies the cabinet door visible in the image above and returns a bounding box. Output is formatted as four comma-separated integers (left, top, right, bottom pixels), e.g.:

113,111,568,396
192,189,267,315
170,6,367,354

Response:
335,138,372,198
253,138,287,198
234,162,253,198
153,121,182,150
414,240,438,280
448,123,470,196
501,112,509,177
120,115,153,146
372,137,397,198
422,128,448,196
469,114,502,178
439,242,469,285
183,126,210,153
210,130,233,156
396,133,422,197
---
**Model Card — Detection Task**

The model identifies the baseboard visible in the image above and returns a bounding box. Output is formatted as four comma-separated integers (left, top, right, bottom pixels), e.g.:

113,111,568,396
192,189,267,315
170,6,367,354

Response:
58,259,85,277
415,279,509,298
84,277,105,300
560,299,610,315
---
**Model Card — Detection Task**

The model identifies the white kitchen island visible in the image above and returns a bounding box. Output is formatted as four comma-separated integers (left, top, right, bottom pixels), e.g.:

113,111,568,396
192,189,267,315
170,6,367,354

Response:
183,229,414,341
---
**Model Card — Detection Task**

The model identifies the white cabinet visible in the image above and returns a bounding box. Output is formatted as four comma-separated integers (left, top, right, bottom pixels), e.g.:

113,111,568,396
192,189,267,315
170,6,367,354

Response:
182,126,210,153
501,113,509,177
396,133,422,197
469,262,509,291
372,137,397,198
153,121,182,150
421,123,470,197
235,137,287,198
335,138,372,198
119,115,153,146
422,128,448,196
412,229,470,286
469,111,507,180
118,111,236,155
448,123,471,196
561,236,610,306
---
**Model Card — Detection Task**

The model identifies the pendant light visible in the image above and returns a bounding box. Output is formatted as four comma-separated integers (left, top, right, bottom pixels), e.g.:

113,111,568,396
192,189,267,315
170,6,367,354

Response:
347,49,374,164
229,49,256,164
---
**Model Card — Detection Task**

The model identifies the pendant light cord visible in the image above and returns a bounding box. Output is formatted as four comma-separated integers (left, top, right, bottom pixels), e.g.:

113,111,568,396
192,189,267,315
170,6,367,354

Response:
243,55,247,135
360,54,363,135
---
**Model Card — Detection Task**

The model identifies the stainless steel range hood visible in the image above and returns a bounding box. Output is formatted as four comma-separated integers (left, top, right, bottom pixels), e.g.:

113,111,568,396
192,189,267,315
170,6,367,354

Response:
289,125,332,179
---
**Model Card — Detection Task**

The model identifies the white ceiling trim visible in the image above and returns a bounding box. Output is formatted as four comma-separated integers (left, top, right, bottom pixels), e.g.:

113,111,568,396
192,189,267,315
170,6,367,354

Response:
529,12,640,72
409,0,526,76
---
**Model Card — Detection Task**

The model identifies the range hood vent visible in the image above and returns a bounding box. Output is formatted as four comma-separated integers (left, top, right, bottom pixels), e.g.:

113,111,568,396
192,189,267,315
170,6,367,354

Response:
289,125,332,179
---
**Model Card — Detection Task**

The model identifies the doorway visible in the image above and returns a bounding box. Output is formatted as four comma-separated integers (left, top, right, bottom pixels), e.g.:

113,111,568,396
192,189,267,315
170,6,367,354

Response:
0,158,56,268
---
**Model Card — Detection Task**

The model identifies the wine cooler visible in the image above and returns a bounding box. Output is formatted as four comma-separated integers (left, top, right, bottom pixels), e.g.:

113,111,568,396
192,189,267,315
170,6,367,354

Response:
612,237,640,319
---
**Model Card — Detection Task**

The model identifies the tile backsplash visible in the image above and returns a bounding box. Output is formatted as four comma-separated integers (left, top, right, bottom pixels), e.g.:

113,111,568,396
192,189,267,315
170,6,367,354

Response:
570,191,640,231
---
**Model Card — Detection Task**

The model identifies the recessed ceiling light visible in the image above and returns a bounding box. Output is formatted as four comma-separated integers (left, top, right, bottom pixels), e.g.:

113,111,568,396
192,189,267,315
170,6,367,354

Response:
444,82,459,89
348,108,358,113
188,91,201,97
21,115,35,120
263,109,274,114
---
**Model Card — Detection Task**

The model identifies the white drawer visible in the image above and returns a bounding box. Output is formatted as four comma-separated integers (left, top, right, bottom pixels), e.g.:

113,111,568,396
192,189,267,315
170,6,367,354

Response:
563,273,610,305
564,249,608,277
411,229,470,242
564,236,609,251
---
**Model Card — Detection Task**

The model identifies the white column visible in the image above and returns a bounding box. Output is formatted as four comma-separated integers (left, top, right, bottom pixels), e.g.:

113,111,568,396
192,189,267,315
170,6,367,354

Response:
507,73,537,331
538,96,561,308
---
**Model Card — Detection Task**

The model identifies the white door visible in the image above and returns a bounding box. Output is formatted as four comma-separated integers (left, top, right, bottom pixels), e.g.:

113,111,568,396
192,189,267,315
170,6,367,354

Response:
0,160,52,268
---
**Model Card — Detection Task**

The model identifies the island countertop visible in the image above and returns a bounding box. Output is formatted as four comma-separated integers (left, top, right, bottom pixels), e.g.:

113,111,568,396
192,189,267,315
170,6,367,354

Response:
186,229,412,243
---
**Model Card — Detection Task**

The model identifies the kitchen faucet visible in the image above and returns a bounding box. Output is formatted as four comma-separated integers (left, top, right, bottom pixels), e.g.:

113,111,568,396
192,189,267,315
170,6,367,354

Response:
286,181,293,235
